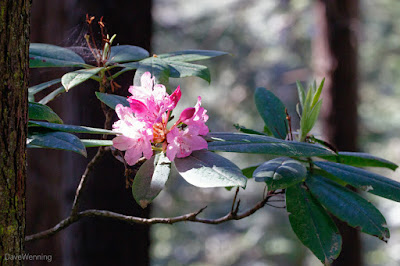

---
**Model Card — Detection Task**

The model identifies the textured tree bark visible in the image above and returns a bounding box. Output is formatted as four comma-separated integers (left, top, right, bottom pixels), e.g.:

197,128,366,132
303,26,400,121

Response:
313,1,361,265
0,0,31,264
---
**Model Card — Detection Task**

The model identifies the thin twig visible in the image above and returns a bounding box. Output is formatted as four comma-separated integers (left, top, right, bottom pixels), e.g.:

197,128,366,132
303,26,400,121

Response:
26,191,284,242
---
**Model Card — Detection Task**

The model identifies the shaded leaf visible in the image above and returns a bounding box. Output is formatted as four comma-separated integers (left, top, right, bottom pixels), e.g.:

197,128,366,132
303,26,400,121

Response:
286,183,341,264
27,131,86,157
95,92,129,110
29,43,86,68
38,86,66,105
157,50,228,62
28,121,116,135
207,132,335,157
234,124,268,136
306,175,390,241
109,45,149,63
62,67,103,91
241,165,259,179
28,78,61,96
28,102,63,124
132,153,171,208
315,161,400,202
254,87,288,139
174,150,247,188
253,157,306,190
320,152,398,171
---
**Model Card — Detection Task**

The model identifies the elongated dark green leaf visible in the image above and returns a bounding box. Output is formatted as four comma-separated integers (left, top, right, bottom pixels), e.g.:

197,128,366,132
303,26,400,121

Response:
28,78,61,96
254,87,288,139
95,92,129,110
62,67,103,91
109,45,149,63
28,121,116,135
27,131,86,157
286,183,341,264
306,175,390,241
80,139,113,147
253,157,306,190
157,50,228,62
134,57,170,86
174,150,247,188
315,161,400,202
167,61,210,83
320,152,398,171
29,43,86,68
207,132,335,157
132,153,171,208
38,86,66,105
28,102,63,124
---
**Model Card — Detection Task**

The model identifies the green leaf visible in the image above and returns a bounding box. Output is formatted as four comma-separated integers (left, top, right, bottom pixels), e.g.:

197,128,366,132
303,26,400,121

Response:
254,87,288,139
311,78,325,108
80,139,113,147
320,152,398,171
157,50,228,62
167,61,210,83
61,67,103,91
286,183,341,264
132,153,171,208
315,161,400,202
109,45,149,63
241,165,259,179
174,150,247,188
28,78,61,96
306,175,390,241
38,86,66,105
27,131,86,157
28,102,63,124
134,57,170,86
296,81,306,109
95,92,129,110
28,121,117,135
29,43,86,68
301,99,322,135
253,157,306,190
207,132,335,157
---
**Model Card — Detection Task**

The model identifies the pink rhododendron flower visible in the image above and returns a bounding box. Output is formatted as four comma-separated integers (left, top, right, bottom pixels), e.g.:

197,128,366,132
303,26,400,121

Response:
166,127,208,161
112,105,153,165
181,96,209,135
112,72,209,165
127,72,181,123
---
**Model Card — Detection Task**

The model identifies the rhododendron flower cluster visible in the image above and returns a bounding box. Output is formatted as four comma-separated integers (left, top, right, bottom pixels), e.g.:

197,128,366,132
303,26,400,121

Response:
112,72,209,165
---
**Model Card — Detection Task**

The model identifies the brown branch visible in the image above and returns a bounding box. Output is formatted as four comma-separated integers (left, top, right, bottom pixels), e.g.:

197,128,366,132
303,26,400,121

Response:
26,191,283,242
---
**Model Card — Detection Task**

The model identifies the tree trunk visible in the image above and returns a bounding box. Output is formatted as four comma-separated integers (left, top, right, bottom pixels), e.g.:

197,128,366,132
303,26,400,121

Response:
313,1,361,265
0,0,31,264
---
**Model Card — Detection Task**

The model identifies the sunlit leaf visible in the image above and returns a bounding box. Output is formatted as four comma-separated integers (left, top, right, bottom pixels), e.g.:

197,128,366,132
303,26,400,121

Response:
109,45,149,63
174,150,247,188
167,61,210,83
29,43,86,68
253,157,306,190
157,50,228,62
132,153,171,208
61,67,103,91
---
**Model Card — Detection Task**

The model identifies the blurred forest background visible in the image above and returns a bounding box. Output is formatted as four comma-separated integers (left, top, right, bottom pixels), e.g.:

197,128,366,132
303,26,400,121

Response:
26,0,400,265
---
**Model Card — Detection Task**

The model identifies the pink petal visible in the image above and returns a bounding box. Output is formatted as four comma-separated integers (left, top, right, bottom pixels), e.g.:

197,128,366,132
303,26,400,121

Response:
169,86,182,109
128,98,148,115
124,146,143,166
113,135,136,151
179,107,195,122
141,72,154,90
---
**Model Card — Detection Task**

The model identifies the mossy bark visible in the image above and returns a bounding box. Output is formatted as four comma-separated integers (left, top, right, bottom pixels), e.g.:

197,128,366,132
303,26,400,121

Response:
0,0,31,264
